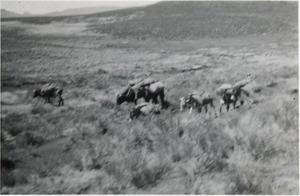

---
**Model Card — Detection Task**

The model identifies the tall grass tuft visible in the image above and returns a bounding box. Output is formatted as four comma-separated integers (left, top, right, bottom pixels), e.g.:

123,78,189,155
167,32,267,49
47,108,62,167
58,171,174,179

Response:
226,168,272,194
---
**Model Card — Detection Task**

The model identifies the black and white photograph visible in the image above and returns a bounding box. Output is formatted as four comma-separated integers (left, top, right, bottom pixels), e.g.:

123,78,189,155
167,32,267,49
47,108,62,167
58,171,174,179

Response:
1,0,299,194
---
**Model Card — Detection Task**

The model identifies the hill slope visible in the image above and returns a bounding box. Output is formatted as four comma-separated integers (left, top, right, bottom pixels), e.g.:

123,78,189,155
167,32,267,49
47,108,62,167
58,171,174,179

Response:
1,9,24,18
46,6,123,17
88,1,297,39
2,1,297,39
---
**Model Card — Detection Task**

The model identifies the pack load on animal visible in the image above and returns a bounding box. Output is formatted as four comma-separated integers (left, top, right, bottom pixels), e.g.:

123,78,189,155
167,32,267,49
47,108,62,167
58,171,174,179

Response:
117,78,164,107
232,75,252,89
129,102,161,120
217,76,252,113
216,84,233,96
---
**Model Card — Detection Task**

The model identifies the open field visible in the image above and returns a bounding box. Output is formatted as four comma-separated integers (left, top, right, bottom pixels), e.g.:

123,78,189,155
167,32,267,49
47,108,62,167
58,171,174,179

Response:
1,1,298,194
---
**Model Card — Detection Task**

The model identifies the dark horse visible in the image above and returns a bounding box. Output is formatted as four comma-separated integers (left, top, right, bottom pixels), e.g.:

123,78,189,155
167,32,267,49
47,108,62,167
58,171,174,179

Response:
136,82,165,107
116,87,137,105
33,84,64,106
117,82,165,107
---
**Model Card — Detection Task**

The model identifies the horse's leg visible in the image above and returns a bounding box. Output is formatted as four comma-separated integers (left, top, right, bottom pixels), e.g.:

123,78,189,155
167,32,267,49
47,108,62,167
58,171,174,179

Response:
233,100,237,109
153,96,158,104
144,90,151,103
226,104,230,112
210,100,215,108
210,100,217,117
145,96,151,103
198,106,202,113
205,105,208,113
240,99,244,106
160,92,165,107
189,107,193,115
61,97,64,106
58,96,64,106
48,96,53,104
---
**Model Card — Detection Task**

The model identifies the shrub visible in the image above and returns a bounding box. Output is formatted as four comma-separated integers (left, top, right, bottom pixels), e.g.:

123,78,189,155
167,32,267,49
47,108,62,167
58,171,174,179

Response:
72,158,84,172
97,68,108,74
10,169,29,185
171,153,181,162
83,113,98,123
2,113,23,124
266,81,277,88
226,169,272,194
1,172,16,187
6,126,23,136
16,132,45,147
247,133,276,161
103,185,126,194
129,133,154,152
31,105,49,115
131,161,169,189
253,86,263,93
74,75,89,88
2,113,28,136
1,142,17,153
99,99,115,109
233,110,284,162
68,90,87,99
94,80,109,90
195,152,228,174
74,138,113,171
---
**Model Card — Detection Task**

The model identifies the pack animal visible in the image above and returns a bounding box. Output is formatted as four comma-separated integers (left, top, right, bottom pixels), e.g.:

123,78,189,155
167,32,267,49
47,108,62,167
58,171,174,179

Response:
219,87,249,113
180,92,215,115
116,78,158,105
33,84,64,106
136,81,165,107
116,86,137,105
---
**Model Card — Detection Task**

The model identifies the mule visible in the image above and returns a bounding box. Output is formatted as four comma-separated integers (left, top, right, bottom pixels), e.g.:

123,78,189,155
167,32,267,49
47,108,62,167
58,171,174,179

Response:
33,84,64,106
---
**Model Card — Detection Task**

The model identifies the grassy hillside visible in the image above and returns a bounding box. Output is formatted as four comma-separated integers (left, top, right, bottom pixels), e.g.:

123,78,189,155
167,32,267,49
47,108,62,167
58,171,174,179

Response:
88,1,298,39
1,9,23,18
2,1,297,39
1,1,299,194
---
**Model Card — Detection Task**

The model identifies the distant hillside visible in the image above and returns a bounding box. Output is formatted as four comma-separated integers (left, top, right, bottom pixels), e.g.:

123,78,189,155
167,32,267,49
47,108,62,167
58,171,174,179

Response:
46,6,123,17
1,9,24,18
88,1,297,39
1,6,126,19
1,1,298,39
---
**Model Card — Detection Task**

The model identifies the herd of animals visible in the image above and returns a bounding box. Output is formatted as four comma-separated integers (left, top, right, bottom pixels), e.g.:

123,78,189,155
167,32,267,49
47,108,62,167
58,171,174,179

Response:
32,74,253,120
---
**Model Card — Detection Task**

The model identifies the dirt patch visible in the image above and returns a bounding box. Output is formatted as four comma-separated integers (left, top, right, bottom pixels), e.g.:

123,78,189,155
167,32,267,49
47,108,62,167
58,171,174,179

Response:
1,92,19,105
1,21,94,37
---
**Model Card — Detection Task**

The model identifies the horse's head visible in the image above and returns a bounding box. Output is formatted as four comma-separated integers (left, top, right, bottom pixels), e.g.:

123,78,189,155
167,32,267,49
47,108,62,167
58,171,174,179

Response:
116,93,124,105
33,89,41,98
